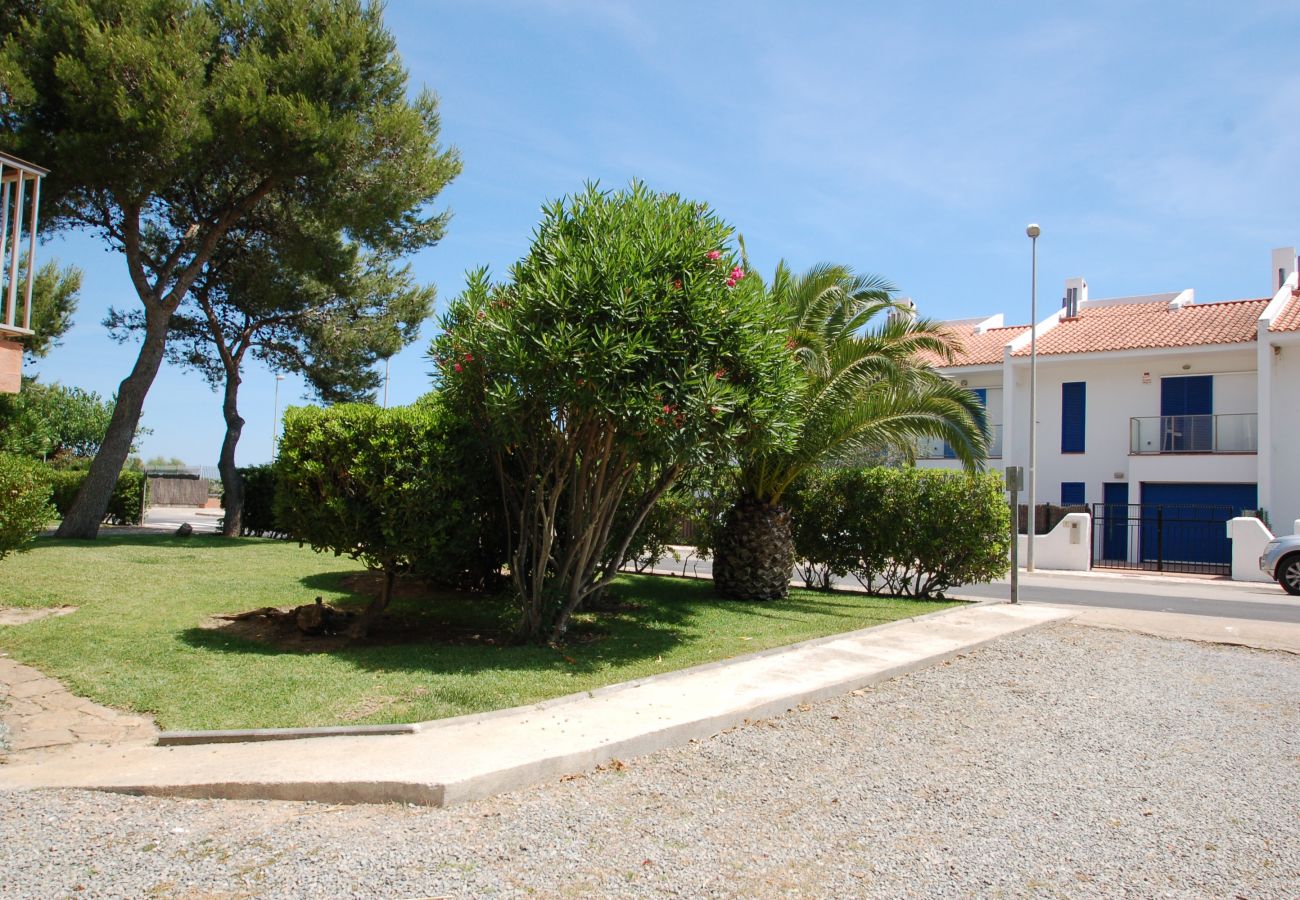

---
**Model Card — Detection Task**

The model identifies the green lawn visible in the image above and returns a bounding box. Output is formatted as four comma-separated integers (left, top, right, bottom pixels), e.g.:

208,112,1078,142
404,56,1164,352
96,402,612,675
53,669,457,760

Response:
0,535,959,730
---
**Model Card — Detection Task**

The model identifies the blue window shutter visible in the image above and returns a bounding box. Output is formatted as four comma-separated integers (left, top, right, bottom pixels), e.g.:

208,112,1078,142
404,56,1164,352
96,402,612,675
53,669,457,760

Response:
973,388,987,406
1061,482,1085,505
1160,375,1212,416
1061,382,1086,452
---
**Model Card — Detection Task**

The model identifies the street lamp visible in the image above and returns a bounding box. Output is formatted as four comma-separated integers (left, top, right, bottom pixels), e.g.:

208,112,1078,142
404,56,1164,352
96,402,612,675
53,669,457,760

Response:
272,373,285,460
1026,224,1040,572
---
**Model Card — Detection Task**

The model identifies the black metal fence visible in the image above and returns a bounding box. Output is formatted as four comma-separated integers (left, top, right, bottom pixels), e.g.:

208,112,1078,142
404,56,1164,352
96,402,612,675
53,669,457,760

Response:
1091,502,1236,575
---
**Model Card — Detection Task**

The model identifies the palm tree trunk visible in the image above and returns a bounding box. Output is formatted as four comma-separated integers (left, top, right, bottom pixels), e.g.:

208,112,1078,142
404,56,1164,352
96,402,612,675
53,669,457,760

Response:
713,494,795,601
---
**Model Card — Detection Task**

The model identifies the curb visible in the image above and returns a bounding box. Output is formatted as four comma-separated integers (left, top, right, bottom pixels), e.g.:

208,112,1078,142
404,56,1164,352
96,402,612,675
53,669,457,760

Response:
157,723,421,746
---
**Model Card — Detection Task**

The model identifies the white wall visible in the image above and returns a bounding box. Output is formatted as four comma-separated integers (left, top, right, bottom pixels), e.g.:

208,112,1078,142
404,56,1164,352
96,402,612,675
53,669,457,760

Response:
1004,346,1260,509
1016,512,1091,571
1268,342,1300,530
1228,517,1274,582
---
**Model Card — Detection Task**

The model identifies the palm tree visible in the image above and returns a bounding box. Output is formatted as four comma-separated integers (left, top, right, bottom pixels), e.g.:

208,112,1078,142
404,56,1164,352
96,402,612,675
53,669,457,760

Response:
712,262,989,601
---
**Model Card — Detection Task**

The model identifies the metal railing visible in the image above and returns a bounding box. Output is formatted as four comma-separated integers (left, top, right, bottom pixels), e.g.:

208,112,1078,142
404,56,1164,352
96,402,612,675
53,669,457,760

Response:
1129,413,1257,454
916,424,1002,460
1092,502,1236,574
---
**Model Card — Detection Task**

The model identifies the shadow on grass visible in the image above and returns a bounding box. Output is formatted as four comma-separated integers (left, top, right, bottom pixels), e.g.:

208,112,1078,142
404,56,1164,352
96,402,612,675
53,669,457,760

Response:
176,572,715,677
176,570,953,686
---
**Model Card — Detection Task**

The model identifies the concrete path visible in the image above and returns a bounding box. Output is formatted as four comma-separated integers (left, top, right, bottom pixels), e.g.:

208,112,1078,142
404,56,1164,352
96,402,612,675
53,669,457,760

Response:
0,655,156,753
0,603,1069,807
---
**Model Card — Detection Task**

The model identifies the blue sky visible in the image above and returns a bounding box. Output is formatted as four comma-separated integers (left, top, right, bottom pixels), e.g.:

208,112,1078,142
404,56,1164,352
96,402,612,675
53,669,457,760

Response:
25,0,1300,465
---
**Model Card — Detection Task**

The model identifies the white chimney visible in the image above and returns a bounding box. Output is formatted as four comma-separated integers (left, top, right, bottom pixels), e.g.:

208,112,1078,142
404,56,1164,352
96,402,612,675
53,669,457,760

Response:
1271,247,1296,294
888,297,917,327
1062,276,1087,318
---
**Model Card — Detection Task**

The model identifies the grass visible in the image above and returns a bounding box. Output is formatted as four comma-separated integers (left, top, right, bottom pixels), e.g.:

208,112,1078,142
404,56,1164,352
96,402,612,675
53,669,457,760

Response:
0,535,960,730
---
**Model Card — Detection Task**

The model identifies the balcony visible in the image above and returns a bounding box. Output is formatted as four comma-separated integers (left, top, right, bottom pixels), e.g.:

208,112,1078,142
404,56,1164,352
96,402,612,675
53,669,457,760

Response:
1129,413,1257,455
916,424,1003,460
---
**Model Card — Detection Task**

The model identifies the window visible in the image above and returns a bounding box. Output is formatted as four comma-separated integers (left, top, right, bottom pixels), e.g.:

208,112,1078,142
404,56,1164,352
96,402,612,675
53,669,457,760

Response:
1061,482,1085,505
1061,381,1086,453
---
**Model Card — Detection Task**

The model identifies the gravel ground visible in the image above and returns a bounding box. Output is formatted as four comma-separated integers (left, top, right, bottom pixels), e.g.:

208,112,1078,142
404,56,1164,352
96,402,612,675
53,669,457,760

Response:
1,623,1297,899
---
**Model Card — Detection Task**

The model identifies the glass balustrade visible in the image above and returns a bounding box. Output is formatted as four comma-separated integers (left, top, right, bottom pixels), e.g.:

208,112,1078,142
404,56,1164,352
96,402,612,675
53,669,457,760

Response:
1129,413,1257,454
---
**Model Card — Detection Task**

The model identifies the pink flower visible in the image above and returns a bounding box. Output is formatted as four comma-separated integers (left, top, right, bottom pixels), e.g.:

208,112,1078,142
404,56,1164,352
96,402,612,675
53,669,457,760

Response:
662,404,672,414
726,277,737,287
453,363,463,373
672,279,682,290
706,250,722,260
730,266,745,281
464,353,474,362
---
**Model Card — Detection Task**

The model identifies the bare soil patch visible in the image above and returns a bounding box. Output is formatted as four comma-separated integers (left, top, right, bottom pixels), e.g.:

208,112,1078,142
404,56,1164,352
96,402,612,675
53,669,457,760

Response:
0,607,77,627
199,572,514,653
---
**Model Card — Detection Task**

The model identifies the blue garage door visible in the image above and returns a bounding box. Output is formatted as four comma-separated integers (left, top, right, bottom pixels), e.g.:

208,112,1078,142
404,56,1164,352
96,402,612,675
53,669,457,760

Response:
1139,482,1256,571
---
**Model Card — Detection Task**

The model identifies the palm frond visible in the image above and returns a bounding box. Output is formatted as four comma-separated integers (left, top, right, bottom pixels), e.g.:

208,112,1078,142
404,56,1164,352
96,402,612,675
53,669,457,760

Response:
737,261,985,503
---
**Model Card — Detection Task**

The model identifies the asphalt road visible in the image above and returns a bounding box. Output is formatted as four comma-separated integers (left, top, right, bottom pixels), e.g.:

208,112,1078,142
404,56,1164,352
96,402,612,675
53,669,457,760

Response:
657,550,1300,624
142,506,223,533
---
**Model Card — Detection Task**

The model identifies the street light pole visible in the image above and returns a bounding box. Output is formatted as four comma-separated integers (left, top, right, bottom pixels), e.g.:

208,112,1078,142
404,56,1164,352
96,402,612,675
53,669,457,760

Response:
383,356,390,409
272,374,285,460
1026,224,1040,572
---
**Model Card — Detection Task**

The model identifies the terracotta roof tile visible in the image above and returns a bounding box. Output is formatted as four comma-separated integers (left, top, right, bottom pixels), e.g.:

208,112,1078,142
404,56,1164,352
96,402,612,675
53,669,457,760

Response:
922,324,1028,367
1010,299,1268,356
1269,294,1300,332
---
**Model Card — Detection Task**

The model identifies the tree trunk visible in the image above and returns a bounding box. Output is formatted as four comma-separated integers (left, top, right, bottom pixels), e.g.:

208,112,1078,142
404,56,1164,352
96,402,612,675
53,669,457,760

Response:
217,369,245,538
54,306,171,538
347,568,395,639
713,495,795,601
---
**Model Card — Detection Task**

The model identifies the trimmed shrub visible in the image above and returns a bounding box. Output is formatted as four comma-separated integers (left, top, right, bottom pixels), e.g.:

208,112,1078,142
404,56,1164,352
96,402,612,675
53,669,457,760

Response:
786,468,858,591
788,467,1010,597
0,453,55,561
222,464,288,538
47,468,145,525
275,398,505,634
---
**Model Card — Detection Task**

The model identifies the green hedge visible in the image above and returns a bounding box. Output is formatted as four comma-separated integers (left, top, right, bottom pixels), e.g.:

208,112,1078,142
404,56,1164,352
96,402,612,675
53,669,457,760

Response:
46,468,146,526
788,467,1010,597
275,398,505,593
221,464,289,539
0,453,55,560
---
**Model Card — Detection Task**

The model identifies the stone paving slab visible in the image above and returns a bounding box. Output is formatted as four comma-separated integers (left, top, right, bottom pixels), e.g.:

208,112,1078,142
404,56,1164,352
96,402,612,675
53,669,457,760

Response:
0,603,1071,806
0,654,157,755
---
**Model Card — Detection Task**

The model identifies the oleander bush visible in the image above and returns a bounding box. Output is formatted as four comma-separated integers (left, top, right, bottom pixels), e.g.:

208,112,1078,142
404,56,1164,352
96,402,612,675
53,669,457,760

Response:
788,466,1010,597
0,453,55,561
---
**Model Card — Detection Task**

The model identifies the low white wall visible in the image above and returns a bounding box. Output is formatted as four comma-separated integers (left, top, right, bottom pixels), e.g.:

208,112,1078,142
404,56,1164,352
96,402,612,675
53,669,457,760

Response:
1228,517,1274,583
1019,512,1091,571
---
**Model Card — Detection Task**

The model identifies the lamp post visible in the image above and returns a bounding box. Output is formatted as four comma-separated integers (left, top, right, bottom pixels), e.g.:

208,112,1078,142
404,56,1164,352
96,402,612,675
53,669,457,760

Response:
383,356,391,409
1026,224,1040,572
272,373,285,460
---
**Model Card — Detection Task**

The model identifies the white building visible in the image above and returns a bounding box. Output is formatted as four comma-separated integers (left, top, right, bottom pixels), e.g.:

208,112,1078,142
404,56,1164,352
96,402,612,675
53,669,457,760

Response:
917,246,1300,574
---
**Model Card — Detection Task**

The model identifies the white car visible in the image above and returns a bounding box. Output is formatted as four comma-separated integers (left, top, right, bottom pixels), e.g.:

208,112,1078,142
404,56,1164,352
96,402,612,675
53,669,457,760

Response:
1259,535,1300,596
